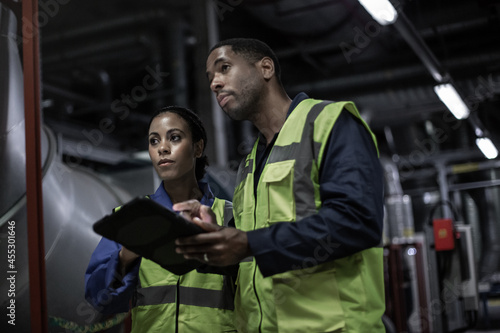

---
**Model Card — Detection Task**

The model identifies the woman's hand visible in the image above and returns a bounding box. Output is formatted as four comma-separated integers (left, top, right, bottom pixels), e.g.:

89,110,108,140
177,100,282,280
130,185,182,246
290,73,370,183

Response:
173,199,219,231
118,246,140,276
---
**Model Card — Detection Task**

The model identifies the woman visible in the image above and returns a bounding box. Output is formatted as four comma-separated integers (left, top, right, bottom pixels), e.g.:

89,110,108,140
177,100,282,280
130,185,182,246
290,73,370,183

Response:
85,106,236,332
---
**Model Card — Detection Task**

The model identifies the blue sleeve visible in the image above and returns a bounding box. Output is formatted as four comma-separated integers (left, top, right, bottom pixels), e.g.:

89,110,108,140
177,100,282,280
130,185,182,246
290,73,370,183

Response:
247,110,384,277
84,237,141,314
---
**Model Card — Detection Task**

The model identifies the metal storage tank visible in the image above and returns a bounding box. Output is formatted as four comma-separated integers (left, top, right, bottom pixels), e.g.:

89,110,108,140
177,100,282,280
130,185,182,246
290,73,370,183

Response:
0,3,132,332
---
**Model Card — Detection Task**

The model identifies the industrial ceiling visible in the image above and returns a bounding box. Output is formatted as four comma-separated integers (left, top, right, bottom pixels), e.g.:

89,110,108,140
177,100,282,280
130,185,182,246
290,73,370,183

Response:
33,0,500,185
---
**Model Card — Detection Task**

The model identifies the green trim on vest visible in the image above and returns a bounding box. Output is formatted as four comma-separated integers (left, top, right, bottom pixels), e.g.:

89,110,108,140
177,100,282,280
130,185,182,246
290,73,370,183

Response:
232,99,385,333
130,197,236,333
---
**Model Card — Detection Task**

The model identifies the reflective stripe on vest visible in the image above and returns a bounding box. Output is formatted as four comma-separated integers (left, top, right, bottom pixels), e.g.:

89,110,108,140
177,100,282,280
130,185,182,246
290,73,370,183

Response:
135,284,233,310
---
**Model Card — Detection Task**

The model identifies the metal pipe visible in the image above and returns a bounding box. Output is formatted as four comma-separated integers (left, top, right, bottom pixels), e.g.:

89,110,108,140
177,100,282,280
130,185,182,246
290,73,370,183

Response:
273,16,491,60
41,9,177,44
387,10,447,83
206,0,228,167
21,0,48,330
287,52,500,96
43,83,99,106
435,161,453,218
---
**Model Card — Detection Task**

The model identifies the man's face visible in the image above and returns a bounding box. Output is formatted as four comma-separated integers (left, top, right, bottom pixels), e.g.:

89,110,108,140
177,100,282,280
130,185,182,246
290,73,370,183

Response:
206,46,264,121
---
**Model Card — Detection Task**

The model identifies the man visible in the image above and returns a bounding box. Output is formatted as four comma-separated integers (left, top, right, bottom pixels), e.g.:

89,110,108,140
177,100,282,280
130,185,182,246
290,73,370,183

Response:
175,38,385,332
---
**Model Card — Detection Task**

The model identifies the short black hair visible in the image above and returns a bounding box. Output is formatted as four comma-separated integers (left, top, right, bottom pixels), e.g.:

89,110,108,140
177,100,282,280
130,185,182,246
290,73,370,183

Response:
148,106,209,181
210,38,282,81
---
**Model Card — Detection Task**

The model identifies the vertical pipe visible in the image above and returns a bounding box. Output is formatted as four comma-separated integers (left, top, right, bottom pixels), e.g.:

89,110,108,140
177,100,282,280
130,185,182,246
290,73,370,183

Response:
21,0,48,331
190,0,215,166
436,161,453,218
206,1,227,167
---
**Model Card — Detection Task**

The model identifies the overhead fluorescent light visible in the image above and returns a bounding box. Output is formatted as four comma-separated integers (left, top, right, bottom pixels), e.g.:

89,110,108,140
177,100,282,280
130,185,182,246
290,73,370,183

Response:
358,0,398,25
433,83,471,119
476,137,498,159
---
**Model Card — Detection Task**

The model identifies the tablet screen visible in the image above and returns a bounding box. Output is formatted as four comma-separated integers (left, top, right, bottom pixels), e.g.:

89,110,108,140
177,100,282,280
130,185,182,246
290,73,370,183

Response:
93,197,204,275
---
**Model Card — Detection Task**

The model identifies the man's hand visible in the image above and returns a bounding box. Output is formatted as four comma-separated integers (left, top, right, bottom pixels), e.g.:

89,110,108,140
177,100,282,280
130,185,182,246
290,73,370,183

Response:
175,227,251,266
173,200,252,266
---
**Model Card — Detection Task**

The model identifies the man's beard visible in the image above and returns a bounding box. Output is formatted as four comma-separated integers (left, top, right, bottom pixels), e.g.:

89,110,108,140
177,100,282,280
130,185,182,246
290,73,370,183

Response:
224,82,262,122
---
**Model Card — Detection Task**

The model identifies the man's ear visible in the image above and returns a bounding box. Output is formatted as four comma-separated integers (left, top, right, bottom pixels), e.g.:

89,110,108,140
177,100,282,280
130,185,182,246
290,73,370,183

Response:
260,57,275,80
194,140,204,158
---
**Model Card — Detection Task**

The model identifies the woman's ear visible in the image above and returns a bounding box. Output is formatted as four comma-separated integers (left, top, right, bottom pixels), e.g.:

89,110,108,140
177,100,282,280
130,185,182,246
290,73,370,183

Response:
260,57,275,80
194,140,204,158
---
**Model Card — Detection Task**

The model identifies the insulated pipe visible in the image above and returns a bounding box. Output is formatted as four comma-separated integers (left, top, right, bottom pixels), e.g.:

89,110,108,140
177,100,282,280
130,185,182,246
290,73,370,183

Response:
478,170,500,279
0,3,133,331
0,3,27,224
381,157,415,241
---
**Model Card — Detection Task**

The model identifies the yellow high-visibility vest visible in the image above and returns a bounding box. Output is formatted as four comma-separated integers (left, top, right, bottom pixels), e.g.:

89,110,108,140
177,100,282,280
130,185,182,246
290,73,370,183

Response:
130,198,236,333
232,99,385,333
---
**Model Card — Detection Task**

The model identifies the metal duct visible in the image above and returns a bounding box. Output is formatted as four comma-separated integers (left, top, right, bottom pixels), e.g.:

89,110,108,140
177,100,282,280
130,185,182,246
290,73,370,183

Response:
0,4,133,332
381,157,415,242
462,191,483,264
287,56,500,97
243,0,352,37
455,168,500,281
0,3,27,221
476,170,500,280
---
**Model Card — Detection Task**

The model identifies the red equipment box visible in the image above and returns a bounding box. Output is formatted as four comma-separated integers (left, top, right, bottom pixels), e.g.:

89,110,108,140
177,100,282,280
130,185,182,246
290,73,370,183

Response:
433,218,455,251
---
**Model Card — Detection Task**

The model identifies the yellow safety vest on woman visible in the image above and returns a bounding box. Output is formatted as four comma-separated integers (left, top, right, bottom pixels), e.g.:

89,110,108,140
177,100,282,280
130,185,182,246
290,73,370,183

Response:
232,99,385,333
130,198,236,333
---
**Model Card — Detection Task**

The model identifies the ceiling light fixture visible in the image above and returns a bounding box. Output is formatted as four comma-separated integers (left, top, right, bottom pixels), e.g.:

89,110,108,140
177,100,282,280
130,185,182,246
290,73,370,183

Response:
476,137,499,159
433,83,471,119
358,0,398,25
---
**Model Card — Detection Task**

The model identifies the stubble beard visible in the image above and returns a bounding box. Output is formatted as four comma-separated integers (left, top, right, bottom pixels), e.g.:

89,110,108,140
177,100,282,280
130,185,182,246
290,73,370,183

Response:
225,79,263,122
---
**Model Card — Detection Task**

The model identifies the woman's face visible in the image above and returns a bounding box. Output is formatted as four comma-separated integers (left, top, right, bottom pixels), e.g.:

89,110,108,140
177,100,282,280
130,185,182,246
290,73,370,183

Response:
148,112,203,183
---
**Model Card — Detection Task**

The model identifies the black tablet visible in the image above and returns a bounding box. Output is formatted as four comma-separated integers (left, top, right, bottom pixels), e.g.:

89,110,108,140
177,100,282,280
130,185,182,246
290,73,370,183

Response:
93,197,205,275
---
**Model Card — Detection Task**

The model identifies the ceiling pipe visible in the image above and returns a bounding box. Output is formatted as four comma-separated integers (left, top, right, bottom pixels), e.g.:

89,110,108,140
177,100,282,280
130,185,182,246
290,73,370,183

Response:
287,62,429,94
392,10,449,83
389,7,499,156
287,53,500,95
42,34,152,65
42,30,170,108
243,0,352,37
42,9,178,45
418,17,491,40
272,14,492,61
43,83,100,106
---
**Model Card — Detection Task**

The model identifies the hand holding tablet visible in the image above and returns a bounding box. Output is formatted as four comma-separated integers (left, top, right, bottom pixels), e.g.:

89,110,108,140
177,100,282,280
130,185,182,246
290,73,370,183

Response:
93,198,205,275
